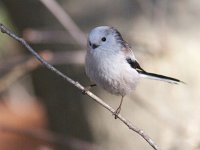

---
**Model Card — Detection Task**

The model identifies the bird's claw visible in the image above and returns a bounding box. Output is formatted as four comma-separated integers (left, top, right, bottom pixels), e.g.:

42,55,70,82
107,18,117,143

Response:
113,107,121,119
82,88,88,95
82,84,96,95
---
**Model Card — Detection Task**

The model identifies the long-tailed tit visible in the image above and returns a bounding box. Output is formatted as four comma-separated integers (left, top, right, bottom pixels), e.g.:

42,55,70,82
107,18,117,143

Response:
85,26,183,118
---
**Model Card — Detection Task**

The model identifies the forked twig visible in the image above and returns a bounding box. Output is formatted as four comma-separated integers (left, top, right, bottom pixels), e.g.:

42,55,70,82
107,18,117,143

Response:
0,23,159,150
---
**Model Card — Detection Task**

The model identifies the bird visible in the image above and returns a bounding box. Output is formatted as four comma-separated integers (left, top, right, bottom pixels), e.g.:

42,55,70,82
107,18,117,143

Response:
85,26,183,118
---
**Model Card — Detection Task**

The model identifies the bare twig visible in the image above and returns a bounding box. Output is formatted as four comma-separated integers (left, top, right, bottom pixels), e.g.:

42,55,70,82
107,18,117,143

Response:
39,0,86,47
0,124,100,150
0,23,159,150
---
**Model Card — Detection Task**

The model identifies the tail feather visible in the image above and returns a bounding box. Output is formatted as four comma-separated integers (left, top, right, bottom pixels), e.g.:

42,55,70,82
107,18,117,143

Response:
139,72,184,84
125,58,184,84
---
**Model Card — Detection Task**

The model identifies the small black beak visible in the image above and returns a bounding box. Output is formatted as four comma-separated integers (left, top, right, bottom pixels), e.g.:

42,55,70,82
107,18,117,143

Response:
92,44,99,49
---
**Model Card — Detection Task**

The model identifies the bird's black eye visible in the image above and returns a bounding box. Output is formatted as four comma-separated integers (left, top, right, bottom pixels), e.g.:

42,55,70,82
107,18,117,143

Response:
101,37,106,42
89,41,92,46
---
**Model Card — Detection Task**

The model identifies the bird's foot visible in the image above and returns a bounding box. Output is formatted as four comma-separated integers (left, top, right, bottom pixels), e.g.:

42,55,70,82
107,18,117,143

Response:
82,84,96,95
113,107,121,119
82,87,89,95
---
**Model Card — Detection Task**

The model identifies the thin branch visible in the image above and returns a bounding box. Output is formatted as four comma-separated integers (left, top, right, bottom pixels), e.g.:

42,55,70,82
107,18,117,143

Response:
39,0,86,47
0,23,159,150
0,124,100,150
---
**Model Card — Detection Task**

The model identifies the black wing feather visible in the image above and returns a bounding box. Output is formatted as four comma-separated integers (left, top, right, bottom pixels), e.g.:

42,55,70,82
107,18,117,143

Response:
126,58,145,72
126,58,183,84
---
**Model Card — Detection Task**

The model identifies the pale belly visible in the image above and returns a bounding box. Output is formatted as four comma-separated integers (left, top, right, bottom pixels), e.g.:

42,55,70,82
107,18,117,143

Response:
85,53,140,96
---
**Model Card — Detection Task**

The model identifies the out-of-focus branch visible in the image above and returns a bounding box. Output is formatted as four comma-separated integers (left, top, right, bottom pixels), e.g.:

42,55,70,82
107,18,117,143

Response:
0,24,159,150
40,0,86,47
0,51,54,94
0,124,100,150
45,50,85,65
0,50,85,73
0,50,85,94
23,28,76,44
0,56,40,94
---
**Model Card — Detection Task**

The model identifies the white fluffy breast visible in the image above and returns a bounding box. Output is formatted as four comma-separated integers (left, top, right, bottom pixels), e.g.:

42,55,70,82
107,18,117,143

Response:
85,47,140,96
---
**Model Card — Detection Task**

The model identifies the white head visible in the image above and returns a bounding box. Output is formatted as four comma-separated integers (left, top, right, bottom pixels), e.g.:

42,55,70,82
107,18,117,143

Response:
87,26,126,53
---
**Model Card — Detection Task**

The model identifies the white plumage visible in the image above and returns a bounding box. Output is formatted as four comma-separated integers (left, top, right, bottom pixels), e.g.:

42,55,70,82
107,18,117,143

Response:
85,26,183,117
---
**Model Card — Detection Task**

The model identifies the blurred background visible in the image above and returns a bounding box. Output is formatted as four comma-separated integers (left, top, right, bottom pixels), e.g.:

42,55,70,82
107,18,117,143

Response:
0,0,199,150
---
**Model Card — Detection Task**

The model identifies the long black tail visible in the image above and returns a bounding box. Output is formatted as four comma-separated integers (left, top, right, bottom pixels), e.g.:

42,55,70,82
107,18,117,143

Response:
125,58,184,84
139,71,184,84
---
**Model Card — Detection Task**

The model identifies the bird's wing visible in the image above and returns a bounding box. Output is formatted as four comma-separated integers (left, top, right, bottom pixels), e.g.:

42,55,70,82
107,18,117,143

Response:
124,45,184,84
125,56,183,84
121,41,145,72
125,57,145,73
121,42,137,61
